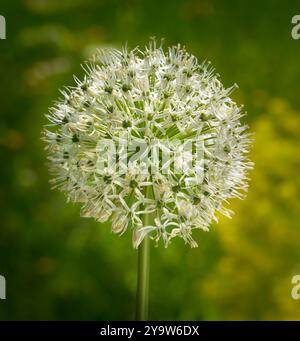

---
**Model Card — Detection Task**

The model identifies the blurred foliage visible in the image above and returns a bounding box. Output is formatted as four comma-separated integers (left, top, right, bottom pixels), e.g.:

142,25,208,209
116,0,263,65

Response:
0,0,300,320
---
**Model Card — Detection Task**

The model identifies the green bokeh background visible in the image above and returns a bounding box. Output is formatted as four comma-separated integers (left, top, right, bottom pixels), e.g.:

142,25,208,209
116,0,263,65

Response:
1,0,300,320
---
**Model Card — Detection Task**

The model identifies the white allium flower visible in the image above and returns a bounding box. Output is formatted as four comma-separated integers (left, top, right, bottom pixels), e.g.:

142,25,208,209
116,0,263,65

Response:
43,40,253,248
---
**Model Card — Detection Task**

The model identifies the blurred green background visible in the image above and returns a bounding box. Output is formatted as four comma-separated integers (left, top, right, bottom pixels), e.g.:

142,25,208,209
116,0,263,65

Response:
1,0,300,320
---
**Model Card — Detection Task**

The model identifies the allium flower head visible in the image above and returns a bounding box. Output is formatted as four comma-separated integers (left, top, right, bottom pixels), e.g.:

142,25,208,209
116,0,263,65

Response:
44,40,253,248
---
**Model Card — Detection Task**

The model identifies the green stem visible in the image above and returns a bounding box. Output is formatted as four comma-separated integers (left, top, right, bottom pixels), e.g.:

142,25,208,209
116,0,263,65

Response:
135,227,150,320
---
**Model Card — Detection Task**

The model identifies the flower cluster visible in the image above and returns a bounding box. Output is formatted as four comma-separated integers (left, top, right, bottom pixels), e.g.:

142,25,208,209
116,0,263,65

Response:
43,40,253,248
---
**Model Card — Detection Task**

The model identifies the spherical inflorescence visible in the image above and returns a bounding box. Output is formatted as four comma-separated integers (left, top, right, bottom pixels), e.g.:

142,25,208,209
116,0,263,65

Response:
43,40,253,248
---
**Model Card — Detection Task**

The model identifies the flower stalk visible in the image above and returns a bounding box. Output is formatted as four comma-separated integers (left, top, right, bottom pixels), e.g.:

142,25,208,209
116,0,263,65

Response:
135,234,150,321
